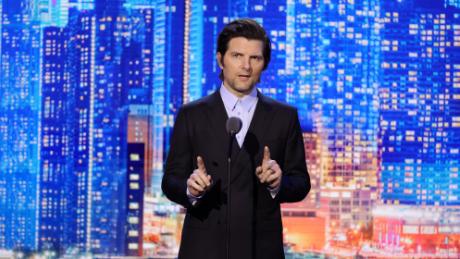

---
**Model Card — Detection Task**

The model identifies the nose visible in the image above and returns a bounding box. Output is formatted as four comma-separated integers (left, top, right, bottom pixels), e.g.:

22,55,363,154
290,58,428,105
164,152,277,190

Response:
241,57,251,71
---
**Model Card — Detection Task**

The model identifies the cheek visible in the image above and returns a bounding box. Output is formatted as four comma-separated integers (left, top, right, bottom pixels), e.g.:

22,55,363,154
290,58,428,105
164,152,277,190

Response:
253,68,264,78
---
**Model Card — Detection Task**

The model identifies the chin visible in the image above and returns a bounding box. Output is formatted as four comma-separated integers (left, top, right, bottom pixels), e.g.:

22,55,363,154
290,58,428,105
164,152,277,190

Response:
237,83,255,91
236,88,253,94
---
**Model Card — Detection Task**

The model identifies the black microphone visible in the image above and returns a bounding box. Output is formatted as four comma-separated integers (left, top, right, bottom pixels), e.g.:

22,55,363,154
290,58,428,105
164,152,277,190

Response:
226,117,242,159
224,116,242,259
226,116,242,136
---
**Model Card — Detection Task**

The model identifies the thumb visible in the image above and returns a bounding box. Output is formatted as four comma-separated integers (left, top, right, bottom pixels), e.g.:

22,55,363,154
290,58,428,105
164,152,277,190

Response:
263,146,271,162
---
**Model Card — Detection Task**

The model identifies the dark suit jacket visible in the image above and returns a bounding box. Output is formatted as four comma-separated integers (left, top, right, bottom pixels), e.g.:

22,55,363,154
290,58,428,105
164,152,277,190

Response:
162,90,310,259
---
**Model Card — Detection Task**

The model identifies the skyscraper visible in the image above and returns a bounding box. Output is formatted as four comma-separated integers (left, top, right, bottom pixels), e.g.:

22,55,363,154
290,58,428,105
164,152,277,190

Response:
151,0,166,196
374,0,460,252
317,0,380,189
88,1,130,253
379,0,460,207
37,0,71,27
307,0,381,234
163,0,185,163
36,4,160,254
66,9,96,252
0,0,41,250
39,26,72,251
125,143,145,256
68,0,94,10
124,6,155,193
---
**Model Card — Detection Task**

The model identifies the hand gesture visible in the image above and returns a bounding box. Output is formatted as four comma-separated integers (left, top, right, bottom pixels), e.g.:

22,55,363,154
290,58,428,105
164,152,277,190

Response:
255,146,282,190
187,156,212,197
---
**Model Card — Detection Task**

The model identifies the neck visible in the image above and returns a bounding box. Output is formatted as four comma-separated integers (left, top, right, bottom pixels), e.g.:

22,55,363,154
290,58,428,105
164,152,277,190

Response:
222,84,254,98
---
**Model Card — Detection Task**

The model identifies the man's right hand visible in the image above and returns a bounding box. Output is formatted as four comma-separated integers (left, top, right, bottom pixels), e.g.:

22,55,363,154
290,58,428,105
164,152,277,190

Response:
187,156,212,197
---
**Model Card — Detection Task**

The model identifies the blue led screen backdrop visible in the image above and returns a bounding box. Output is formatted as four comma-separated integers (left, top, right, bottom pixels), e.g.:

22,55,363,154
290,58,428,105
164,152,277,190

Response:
0,0,459,258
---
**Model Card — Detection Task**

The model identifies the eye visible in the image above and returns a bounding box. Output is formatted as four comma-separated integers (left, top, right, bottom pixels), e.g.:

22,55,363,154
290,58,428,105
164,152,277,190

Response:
251,56,263,62
231,53,242,58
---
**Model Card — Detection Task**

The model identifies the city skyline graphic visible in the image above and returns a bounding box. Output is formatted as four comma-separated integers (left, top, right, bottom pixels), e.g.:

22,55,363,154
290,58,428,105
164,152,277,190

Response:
0,0,459,258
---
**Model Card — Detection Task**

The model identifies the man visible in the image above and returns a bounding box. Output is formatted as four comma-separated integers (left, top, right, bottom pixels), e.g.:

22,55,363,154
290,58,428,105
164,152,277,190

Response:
162,18,310,259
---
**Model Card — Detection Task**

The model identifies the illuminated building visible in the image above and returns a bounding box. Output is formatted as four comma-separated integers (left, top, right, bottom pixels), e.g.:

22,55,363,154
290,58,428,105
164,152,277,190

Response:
185,0,233,100
66,9,96,252
244,0,294,103
86,1,130,254
163,0,185,169
142,195,181,257
301,132,321,208
37,0,72,27
125,143,145,256
379,0,460,207
151,0,166,196
39,26,72,251
35,2,161,254
282,214,325,252
446,0,460,8
375,0,460,255
124,6,155,193
282,133,325,251
68,0,95,10
311,0,381,241
130,0,186,195
184,0,203,102
317,0,380,189
48,2,134,254
287,0,321,132
373,206,460,254
0,0,41,250
128,109,153,192
319,187,375,240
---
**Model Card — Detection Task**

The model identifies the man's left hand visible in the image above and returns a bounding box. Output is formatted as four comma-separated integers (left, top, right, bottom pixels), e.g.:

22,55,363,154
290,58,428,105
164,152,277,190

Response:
255,146,282,190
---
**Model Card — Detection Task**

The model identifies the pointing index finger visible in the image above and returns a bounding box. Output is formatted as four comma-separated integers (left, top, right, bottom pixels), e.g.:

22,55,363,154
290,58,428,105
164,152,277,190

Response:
197,156,206,172
263,146,271,161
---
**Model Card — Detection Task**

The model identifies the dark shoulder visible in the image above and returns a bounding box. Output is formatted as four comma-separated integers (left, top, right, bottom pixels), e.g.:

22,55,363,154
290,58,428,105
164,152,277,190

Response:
179,92,218,112
259,93,297,114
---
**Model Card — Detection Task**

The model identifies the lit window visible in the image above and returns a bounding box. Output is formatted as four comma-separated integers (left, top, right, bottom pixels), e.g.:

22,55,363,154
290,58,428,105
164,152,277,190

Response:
130,183,140,190
128,217,138,224
129,174,140,181
130,153,140,161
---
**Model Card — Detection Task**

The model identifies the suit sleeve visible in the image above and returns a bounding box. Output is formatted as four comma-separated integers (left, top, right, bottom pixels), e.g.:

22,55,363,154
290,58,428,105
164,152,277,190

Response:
161,107,194,208
278,108,311,203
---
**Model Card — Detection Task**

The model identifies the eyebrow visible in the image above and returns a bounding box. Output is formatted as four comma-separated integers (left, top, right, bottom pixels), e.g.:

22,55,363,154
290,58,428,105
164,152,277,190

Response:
229,51,263,58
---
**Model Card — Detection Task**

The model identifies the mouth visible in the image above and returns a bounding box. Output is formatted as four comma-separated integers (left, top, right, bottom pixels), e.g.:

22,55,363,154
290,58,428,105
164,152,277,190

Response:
238,74,251,79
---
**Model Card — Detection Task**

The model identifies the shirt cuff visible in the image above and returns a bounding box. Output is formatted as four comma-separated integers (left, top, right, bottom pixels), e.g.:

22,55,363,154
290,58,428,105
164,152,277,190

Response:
268,185,280,199
186,187,203,206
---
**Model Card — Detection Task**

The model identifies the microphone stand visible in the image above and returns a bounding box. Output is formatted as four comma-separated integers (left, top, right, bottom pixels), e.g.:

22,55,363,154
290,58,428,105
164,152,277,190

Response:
224,117,241,259
226,133,234,259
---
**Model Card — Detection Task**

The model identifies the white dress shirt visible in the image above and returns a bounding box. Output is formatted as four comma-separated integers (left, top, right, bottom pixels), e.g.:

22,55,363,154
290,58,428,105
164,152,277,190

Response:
219,84,258,147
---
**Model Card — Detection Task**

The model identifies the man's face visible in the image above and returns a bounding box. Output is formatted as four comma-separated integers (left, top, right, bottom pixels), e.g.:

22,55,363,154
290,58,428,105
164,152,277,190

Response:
217,37,265,97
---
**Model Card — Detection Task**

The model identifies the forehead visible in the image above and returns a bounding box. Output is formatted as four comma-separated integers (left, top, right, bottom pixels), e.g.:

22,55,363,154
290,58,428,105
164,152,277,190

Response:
226,37,264,55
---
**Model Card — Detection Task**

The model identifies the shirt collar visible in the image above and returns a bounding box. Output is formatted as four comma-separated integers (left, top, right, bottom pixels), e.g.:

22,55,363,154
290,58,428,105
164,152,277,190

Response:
220,83,258,113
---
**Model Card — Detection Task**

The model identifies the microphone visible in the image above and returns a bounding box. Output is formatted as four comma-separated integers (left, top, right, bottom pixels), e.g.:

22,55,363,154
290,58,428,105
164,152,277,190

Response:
226,117,242,159
226,117,242,136
224,116,242,259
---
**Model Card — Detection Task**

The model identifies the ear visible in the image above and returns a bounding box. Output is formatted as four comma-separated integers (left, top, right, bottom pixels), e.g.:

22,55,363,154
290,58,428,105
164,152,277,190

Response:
216,52,223,69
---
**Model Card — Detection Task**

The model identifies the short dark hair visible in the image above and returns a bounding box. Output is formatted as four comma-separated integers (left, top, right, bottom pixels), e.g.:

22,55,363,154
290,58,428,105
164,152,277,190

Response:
217,18,271,78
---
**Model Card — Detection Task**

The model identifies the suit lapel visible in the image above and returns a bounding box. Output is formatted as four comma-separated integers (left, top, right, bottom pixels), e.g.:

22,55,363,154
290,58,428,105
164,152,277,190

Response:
203,91,230,162
246,92,274,151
